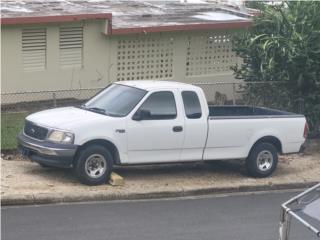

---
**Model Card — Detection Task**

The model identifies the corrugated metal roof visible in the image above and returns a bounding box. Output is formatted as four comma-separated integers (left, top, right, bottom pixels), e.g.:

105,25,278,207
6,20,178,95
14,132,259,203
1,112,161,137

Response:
1,0,252,34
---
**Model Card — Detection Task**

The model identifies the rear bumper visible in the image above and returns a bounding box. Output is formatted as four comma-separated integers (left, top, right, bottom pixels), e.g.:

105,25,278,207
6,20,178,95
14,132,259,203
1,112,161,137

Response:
17,133,78,168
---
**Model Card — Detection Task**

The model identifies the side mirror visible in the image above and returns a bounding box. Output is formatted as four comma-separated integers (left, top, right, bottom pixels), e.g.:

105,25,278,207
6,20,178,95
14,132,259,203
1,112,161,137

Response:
132,109,151,121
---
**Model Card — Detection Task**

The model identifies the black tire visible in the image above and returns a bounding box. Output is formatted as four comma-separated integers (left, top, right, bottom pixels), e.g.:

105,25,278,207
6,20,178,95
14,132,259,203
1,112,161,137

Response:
246,142,278,178
74,145,113,185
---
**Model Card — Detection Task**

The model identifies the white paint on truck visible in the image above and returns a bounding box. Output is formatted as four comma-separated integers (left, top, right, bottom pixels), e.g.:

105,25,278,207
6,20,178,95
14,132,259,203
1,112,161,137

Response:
19,80,307,185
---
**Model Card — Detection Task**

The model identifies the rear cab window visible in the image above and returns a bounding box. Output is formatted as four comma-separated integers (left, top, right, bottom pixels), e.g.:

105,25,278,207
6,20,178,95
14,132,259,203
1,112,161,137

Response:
182,91,202,119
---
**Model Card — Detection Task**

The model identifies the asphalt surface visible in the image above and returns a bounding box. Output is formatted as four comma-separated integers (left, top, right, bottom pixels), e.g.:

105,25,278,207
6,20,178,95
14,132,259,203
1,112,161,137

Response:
2,190,318,240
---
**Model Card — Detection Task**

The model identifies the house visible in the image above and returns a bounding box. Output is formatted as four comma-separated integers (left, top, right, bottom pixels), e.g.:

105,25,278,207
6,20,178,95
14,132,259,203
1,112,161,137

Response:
1,0,252,103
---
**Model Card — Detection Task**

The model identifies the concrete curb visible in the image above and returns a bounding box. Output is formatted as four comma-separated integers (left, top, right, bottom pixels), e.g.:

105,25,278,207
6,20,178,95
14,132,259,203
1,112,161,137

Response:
1,181,319,206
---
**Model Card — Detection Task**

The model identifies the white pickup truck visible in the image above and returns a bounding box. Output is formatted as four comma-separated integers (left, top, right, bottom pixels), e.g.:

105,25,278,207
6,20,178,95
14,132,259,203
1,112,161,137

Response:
18,81,308,185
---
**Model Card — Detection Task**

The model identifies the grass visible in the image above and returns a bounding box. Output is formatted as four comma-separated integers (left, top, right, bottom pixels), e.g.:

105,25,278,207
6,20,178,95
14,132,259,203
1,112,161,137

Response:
1,112,28,150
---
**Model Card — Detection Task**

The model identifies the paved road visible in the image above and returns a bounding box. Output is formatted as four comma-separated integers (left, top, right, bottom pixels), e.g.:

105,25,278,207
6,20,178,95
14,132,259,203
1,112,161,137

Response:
2,190,318,240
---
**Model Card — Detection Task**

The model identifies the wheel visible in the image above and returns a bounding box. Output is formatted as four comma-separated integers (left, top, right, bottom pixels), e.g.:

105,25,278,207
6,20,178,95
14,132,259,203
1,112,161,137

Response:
246,142,278,178
74,145,113,185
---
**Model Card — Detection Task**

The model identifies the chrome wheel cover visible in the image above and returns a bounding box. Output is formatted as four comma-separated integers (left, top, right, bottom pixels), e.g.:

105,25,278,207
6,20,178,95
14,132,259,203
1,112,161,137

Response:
257,150,273,171
85,154,107,178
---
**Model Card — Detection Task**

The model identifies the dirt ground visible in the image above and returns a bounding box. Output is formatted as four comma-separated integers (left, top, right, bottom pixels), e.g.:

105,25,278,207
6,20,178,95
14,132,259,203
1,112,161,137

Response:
1,142,319,204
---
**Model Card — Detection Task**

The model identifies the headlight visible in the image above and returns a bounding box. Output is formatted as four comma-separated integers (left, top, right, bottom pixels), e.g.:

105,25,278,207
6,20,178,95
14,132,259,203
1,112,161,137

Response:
47,130,74,144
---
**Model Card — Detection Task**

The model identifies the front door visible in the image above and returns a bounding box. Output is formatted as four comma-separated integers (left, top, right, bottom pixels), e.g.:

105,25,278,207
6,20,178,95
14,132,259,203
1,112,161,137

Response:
127,91,184,164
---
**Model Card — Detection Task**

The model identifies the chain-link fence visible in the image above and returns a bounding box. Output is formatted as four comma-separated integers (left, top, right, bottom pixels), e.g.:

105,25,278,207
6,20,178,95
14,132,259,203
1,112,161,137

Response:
194,81,304,112
1,88,102,113
0,81,305,113
194,81,319,135
1,81,319,150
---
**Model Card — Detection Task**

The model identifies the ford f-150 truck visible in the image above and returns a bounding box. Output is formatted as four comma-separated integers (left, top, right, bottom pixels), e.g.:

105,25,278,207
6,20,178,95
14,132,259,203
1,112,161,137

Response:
17,81,308,185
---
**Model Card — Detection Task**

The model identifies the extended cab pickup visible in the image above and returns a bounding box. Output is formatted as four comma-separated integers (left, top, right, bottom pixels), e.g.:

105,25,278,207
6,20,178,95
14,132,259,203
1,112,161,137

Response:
18,81,308,185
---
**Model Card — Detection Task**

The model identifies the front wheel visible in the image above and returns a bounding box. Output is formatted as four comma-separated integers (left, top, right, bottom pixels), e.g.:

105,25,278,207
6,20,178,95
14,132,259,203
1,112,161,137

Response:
246,142,278,178
74,145,113,185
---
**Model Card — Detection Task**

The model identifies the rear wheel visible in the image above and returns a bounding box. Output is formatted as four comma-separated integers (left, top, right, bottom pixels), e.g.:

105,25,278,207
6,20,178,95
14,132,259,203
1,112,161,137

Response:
74,145,113,185
246,142,278,178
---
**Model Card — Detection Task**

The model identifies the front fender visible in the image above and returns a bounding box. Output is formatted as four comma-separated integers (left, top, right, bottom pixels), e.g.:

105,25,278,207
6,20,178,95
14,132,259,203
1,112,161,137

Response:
77,135,128,164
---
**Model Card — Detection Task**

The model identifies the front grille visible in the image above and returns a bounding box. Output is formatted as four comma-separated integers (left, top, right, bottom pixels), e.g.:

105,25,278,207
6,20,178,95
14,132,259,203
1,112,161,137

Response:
24,121,48,140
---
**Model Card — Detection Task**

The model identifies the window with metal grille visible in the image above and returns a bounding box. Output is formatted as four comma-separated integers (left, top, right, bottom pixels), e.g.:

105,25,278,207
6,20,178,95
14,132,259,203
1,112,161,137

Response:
22,28,47,72
116,35,174,81
186,32,238,76
59,26,83,68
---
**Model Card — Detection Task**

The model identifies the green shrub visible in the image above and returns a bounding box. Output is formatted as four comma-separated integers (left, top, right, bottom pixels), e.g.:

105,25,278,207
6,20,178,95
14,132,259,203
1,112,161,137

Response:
233,1,320,132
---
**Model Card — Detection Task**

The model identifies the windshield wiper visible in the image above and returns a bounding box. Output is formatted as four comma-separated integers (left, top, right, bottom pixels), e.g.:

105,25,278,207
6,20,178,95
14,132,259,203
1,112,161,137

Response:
83,106,106,115
80,105,121,117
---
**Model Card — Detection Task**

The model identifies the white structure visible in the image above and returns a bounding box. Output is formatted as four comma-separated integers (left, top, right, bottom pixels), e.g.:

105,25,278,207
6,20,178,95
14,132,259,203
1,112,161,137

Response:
1,0,252,103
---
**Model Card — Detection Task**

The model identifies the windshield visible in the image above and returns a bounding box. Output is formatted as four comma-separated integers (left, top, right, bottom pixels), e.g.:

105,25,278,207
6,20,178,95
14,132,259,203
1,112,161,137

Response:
83,84,147,117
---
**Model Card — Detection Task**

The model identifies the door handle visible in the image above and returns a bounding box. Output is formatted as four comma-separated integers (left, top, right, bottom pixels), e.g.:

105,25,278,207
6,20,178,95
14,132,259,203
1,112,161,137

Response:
173,126,183,132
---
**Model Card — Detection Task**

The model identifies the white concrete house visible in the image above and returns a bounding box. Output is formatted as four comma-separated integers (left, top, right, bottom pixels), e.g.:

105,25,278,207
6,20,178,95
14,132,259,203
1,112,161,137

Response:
1,0,252,103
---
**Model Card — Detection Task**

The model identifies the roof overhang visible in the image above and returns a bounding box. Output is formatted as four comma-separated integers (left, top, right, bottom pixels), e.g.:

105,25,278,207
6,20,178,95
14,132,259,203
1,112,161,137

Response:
1,13,112,25
109,20,252,35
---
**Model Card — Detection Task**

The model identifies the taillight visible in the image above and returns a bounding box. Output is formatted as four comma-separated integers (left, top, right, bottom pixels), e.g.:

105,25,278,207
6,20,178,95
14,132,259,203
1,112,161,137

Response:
303,122,309,139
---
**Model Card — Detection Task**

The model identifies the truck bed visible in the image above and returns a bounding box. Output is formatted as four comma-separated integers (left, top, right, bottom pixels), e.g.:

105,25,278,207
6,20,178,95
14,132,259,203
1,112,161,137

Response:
204,105,306,160
208,106,303,119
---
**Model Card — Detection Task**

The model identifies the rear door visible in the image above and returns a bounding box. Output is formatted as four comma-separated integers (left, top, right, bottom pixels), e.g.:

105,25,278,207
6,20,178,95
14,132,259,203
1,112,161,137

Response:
180,91,208,161
127,90,185,164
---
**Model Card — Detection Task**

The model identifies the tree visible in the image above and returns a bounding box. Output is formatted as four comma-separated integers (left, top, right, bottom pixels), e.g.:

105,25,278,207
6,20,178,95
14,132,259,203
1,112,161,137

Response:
232,1,320,133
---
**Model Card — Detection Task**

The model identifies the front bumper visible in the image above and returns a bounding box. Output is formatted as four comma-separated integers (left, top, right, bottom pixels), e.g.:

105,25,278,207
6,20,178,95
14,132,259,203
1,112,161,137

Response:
17,133,78,168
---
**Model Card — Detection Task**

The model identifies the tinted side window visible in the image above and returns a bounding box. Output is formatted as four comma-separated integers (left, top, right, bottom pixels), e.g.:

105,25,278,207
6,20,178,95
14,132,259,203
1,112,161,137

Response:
138,91,177,120
182,91,202,119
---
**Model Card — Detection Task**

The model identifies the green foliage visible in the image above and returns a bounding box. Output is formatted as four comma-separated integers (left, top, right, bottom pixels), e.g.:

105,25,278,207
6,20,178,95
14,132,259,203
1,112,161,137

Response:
1,112,27,150
245,1,266,10
233,1,320,133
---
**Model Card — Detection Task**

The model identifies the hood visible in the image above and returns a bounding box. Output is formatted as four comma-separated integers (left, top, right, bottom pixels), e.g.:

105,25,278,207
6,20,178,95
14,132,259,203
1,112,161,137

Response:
26,107,110,130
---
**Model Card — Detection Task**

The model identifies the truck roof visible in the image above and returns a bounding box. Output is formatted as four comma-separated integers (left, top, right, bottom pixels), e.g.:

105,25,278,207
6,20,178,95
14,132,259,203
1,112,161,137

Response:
116,80,201,91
